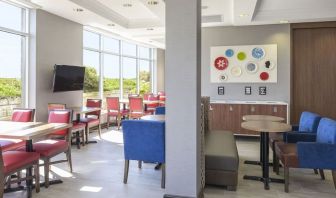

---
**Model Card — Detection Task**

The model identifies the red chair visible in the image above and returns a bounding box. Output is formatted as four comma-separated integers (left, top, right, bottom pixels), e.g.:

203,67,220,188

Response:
0,108,35,152
106,97,129,130
20,110,73,188
48,103,86,149
0,148,40,196
143,93,153,100
129,97,150,119
158,91,166,106
80,99,102,140
146,95,160,114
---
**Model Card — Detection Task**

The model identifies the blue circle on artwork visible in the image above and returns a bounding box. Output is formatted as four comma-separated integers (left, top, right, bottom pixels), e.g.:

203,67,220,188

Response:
225,49,234,57
252,47,265,59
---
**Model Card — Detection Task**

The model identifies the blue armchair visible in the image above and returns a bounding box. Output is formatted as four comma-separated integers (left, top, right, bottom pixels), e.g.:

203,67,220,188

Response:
155,107,165,115
122,120,165,188
275,118,336,192
283,111,322,143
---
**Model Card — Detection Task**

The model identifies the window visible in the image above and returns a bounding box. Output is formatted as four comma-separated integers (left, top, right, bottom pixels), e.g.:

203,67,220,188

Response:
0,1,28,119
82,30,156,105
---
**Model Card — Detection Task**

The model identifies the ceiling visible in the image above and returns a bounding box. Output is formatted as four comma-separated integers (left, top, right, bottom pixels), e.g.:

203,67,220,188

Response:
28,0,336,49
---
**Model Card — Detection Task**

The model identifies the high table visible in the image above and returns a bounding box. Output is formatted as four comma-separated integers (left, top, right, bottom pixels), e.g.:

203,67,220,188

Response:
241,121,291,190
242,115,285,166
69,106,101,144
0,121,72,197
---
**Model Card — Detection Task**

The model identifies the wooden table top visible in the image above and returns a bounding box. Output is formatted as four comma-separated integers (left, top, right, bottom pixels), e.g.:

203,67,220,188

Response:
140,115,165,122
0,122,72,140
242,115,285,122
69,107,101,114
241,121,291,133
0,121,43,133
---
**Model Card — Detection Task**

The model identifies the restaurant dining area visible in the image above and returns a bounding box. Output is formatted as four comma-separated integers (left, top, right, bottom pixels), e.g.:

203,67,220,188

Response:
1,0,336,198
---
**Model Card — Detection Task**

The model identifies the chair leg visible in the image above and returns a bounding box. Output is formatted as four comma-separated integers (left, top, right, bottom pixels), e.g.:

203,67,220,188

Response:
44,158,50,188
107,115,110,129
0,174,4,198
34,163,40,193
332,170,336,189
314,169,318,174
17,171,22,185
161,163,165,189
284,167,289,193
85,126,89,143
123,160,129,184
319,169,325,180
81,129,86,146
66,148,73,173
76,131,80,149
117,115,121,130
98,124,102,139
138,161,142,169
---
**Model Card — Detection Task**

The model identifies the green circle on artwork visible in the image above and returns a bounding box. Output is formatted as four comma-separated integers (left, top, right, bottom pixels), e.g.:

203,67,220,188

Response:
237,52,246,61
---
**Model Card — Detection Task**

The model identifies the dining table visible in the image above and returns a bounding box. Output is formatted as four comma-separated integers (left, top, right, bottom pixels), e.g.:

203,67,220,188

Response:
140,115,165,122
0,121,72,197
68,106,101,144
241,120,291,190
242,115,285,166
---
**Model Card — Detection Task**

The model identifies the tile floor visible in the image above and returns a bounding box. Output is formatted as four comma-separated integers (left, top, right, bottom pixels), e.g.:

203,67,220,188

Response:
4,129,336,198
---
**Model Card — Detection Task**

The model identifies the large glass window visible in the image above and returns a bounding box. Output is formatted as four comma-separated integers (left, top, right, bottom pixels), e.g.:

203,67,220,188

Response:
83,30,155,103
0,2,28,119
83,50,100,101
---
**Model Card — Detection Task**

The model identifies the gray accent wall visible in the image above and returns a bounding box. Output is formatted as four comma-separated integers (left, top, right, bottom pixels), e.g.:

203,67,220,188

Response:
29,10,83,121
202,24,291,102
156,48,165,92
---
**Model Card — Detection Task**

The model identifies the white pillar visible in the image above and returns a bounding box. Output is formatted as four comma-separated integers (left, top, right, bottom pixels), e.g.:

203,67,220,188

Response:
165,0,202,197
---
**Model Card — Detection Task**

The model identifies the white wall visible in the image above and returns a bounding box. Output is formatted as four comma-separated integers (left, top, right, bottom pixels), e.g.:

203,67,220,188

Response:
156,48,165,92
29,10,83,121
202,24,291,102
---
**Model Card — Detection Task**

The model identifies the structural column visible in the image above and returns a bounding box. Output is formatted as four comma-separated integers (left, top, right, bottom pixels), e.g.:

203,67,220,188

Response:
165,0,202,197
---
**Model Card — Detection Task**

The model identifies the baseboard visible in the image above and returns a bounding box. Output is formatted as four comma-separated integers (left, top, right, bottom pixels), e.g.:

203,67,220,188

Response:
163,194,196,198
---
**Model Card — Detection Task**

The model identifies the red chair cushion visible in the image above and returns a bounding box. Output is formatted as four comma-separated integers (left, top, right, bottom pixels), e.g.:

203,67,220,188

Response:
80,117,100,126
11,110,33,122
3,151,40,174
32,140,68,157
0,139,25,152
72,122,86,130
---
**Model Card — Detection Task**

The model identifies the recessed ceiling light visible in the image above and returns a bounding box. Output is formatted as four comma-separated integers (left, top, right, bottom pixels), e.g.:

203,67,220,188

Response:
123,3,132,7
73,8,84,12
239,14,249,17
280,20,289,24
107,24,115,27
202,6,208,9
146,28,154,31
147,1,159,5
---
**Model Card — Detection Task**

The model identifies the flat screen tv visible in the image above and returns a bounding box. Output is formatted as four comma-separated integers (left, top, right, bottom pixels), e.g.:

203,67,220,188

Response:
52,65,85,92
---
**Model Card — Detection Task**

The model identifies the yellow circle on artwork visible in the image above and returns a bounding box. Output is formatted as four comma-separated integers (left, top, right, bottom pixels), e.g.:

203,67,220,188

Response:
237,52,246,61
231,66,242,77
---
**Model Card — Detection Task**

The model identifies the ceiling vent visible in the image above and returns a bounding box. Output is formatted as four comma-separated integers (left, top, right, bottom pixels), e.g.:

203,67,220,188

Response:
202,15,223,23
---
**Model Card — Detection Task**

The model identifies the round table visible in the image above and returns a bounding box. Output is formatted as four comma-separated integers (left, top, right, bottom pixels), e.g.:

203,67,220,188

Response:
140,115,165,121
241,121,291,190
242,115,285,122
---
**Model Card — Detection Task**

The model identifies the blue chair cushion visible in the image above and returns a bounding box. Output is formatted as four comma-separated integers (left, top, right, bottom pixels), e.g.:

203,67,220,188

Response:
155,107,165,115
298,111,321,133
316,118,336,144
122,120,165,163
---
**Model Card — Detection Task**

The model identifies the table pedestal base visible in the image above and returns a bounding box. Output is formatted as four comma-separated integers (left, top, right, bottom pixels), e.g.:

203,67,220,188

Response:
243,175,284,190
4,179,63,193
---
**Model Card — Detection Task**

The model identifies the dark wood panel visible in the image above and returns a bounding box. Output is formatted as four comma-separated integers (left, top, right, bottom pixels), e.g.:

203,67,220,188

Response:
291,26,336,123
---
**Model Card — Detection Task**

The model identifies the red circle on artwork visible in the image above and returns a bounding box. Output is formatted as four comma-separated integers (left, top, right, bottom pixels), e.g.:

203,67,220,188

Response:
214,57,229,70
260,72,269,81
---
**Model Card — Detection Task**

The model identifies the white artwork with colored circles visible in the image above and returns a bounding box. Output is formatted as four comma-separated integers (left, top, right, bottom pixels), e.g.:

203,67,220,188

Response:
210,44,277,83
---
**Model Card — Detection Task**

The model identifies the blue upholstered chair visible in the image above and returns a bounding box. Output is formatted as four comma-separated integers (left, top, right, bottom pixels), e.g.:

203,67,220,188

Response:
122,120,165,188
155,107,165,115
275,118,336,192
283,111,322,143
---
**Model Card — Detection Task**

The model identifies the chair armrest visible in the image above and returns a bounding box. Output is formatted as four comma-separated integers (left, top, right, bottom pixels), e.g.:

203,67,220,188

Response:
283,132,316,143
297,142,336,169
291,124,299,131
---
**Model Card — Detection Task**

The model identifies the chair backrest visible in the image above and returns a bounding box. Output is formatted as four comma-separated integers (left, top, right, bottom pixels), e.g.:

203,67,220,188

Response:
316,118,336,144
122,120,165,163
143,93,153,100
11,108,35,122
48,109,72,137
155,107,165,115
129,97,143,112
86,99,102,117
48,103,66,111
147,95,160,108
158,91,165,96
298,111,322,133
106,97,120,111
